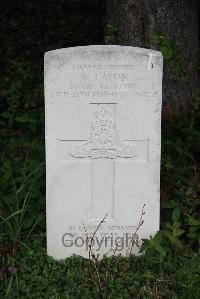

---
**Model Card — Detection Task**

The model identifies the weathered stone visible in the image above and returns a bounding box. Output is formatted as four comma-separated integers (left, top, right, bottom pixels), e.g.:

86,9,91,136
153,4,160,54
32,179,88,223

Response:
44,45,163,259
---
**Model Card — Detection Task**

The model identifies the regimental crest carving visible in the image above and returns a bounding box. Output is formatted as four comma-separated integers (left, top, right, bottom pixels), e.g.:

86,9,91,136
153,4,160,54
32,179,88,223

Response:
70,105,137,159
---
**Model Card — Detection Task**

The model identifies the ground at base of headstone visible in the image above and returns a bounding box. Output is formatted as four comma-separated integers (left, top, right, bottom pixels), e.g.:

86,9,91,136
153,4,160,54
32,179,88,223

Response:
0,234,199,299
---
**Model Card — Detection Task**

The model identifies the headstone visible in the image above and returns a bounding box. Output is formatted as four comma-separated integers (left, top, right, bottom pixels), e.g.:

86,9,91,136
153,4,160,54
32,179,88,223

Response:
44,45,163,259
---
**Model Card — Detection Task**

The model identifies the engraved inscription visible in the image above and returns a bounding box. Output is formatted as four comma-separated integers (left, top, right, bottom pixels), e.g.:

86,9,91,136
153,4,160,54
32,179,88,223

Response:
49,64,137,99
51,90,128,98
48,63,160,100
72,64,135,71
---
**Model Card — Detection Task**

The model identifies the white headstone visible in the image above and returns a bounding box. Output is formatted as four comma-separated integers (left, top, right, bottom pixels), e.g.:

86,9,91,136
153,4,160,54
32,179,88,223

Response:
44,45,163,259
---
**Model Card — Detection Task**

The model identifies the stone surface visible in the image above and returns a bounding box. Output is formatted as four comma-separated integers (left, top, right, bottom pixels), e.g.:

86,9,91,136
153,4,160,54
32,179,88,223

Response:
44,45,163,259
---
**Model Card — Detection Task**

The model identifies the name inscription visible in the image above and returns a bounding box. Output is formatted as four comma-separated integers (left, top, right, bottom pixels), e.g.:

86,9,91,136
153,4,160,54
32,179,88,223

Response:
49,63,160,100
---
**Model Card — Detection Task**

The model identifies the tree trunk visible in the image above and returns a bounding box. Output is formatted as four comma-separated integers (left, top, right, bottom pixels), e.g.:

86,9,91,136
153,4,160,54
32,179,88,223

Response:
105,0,199,118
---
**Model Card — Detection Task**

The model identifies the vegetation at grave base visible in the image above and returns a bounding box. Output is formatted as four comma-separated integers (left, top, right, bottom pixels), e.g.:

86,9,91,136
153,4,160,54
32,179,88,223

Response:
0,236,200,299
0,1,200,298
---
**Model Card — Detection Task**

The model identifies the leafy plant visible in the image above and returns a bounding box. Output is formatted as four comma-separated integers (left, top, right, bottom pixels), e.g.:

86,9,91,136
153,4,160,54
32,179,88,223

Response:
104,24,118,44
150,33,189,82
141,232,166,257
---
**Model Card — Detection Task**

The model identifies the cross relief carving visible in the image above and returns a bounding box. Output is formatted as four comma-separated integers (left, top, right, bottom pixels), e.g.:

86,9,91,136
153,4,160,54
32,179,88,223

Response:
60,103,147,220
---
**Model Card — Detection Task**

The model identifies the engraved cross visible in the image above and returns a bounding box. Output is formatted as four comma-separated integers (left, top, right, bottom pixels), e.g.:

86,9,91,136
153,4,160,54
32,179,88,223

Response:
60,103,147,221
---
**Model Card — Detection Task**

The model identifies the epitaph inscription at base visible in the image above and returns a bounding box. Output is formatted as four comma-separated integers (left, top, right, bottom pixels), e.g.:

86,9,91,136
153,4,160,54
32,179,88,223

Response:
45,45,163,259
